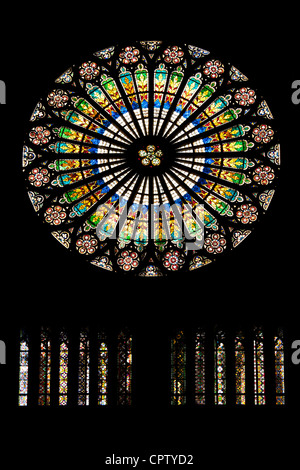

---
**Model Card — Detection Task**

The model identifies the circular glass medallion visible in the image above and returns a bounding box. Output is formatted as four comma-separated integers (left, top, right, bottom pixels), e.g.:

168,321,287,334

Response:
139,145,163,167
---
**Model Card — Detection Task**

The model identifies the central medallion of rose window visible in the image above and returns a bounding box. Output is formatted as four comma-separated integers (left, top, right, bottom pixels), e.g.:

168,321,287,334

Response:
138,145,163,167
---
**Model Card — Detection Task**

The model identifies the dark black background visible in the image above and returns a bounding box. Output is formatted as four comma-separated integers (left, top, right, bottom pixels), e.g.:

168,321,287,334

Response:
1,6,299,466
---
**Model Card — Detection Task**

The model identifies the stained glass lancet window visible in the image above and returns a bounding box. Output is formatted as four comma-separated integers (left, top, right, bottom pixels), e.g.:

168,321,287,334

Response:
235,332,246,405
18,330,29,406
214,330,226,405
195,329,205,405
117,330,132,405
22,40,280,277
274,329,285,405
171,330,186,405
59,330,69,406
98,332,108,405
78,329,90,406
38,327,51,406
253,328,265,405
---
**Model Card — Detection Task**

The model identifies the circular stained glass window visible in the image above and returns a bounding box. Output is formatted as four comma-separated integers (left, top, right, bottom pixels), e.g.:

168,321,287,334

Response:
22,41,280,276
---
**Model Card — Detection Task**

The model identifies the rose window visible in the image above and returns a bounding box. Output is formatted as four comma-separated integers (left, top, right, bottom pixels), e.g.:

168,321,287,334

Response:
22,41,280,276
